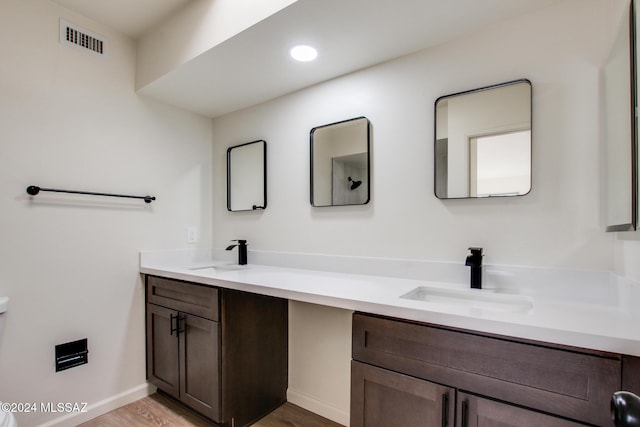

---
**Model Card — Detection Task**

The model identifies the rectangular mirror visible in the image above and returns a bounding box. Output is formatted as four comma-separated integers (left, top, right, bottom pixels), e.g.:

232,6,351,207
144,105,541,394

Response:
434,79,532,199
310,116,371,207
227,140,266,211
604,0,637,231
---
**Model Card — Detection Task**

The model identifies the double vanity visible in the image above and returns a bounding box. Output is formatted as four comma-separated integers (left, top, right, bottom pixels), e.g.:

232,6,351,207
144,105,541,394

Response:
141,2,640,425
140,248,640,427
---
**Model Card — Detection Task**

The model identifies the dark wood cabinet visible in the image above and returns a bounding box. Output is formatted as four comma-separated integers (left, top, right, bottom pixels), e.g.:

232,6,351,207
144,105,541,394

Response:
147,303,221,419
351,312,623,427
351,360,454,427
145,275,287,427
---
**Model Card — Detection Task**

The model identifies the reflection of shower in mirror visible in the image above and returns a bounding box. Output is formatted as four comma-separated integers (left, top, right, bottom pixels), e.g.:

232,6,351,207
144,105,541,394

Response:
310,116,370,206
348,177,362,190
331,153,368,205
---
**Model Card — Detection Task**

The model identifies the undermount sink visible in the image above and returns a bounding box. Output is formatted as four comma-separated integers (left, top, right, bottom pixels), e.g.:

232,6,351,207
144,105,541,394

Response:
400,286,533,313
189,263,247,272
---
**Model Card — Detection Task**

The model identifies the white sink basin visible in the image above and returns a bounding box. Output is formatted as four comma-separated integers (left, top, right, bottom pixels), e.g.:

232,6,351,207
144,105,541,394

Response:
189,263,247,272
0,296,8,314
400,286,533,313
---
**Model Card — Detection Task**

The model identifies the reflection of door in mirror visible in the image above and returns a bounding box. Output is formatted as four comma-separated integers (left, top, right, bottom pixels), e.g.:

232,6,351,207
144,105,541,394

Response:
434,79,532,199
227,140,266,212
469,130,531,197
311,117,370,206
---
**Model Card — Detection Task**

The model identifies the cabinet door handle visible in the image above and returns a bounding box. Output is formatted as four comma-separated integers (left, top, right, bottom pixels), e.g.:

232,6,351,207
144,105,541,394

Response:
177,314,185,335
170,313,178,336
461,400,469,427
441,393,448,427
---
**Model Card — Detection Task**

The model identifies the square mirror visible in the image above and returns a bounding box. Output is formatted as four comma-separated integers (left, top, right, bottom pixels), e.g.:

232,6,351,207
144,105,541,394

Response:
310,116,371,207
227,140,266,211
434,79,532,199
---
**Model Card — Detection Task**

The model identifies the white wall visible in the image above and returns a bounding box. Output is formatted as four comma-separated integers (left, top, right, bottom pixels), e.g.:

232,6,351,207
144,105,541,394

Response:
287,302,352,424
0,1,213,426
211,0,623,424
212,0,616,269
136,0,297,89
616,238,640,281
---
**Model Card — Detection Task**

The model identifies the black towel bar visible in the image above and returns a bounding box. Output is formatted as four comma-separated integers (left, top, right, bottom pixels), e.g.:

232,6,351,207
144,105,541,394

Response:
26,185,156,203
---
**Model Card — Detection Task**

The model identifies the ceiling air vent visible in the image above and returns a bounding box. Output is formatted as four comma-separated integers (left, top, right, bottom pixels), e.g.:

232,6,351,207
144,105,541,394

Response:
59,19,107,57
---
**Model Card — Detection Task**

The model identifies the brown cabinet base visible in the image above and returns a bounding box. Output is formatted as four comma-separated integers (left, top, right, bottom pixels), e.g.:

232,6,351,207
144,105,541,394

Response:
351,312,627,427
145,276,288,427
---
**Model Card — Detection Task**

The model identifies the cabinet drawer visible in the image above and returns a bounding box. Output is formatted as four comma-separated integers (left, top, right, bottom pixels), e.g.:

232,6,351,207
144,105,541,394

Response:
146,276,219,321
353,313,620,426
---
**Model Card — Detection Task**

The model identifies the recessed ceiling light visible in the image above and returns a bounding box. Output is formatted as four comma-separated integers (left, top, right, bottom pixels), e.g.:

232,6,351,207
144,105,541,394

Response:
290,45,318,62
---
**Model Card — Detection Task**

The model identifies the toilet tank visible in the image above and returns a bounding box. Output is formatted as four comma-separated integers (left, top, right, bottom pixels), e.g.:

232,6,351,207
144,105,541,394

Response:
0,297,17,427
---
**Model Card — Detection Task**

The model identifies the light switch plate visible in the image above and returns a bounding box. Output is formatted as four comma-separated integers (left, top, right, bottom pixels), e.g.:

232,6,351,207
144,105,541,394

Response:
187,226,198,243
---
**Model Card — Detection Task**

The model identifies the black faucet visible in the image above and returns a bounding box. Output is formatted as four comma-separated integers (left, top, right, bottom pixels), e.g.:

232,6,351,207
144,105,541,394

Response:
465,247,483,289
226,239,247,265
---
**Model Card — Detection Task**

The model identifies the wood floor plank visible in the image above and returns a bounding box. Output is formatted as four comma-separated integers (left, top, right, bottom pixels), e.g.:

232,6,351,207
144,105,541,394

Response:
79,394,344,427
252,403,343,427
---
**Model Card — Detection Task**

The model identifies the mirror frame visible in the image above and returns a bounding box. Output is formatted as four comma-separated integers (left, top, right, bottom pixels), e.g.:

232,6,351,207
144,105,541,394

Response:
433,79,533,200
636,0,639,230
310,116,371,207
226,139,267,212
605,0,637,231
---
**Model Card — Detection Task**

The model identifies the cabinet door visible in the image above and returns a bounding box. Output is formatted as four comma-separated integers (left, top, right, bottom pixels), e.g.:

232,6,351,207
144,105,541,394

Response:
179,313,220,422
146,304,180,399
457,393,586,427
351,361,455,427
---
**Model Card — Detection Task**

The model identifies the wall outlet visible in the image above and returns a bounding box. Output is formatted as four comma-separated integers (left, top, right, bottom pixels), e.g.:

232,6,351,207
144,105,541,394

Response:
187,226,198,243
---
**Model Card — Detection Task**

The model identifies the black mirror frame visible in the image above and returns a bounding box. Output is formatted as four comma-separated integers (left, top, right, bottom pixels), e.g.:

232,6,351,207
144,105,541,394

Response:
226,139,267,212
433,78,533,200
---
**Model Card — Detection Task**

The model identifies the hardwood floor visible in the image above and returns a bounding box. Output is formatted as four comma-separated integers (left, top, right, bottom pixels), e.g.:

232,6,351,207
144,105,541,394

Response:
251,403,343,427
79,393,344,427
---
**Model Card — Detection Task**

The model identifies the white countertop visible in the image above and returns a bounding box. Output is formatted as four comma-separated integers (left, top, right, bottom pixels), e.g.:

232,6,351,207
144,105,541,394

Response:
140,249,640,357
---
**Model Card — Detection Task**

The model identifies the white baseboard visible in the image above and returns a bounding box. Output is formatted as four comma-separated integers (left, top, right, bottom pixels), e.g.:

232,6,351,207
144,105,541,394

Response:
39,384,344,426
38,383,155,427
287,388,349,427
